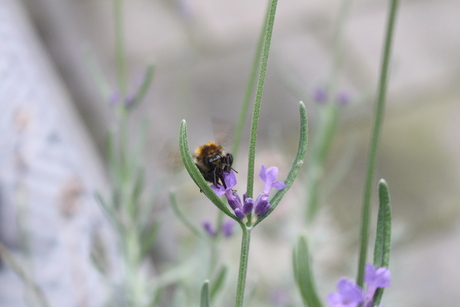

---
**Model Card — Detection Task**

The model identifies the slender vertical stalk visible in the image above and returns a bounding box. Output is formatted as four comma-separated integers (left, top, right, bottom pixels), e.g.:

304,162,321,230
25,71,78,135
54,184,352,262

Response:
246,0,279,199
232,5,269,158
114,0,128,98
235,227,252,307
356,0,399,287
305,0,352,223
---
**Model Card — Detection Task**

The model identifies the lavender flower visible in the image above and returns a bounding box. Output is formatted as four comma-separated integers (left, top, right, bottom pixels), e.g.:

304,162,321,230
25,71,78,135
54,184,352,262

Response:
222,219,236,237
259,165,286,196
109,90,120,106
327,264,391,307
327,278,363,307
312,87,352,106
337,91,351,106
211,171,244,219
254,195,270,217
253,165,285,218
364,263,391,304
202,220,216,237
313,87,328,103
243,197,254,215
211,166,285,221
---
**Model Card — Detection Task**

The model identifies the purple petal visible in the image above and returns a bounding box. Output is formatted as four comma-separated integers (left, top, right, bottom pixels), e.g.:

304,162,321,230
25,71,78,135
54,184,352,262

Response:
326,292,343,306
365,264,391,288
260,166,282,195
272,180,286,190
331,278,363,307
222,170,237,189
258,165,267,181
265,166,279,182
364,264,391,300
211,184,226,196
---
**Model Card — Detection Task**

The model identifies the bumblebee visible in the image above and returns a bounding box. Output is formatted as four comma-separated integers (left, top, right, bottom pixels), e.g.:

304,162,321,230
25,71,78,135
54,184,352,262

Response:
194,142,234,189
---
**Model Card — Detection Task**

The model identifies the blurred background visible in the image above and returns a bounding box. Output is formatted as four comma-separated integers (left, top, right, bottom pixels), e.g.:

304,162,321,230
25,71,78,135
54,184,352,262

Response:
1,0,460,306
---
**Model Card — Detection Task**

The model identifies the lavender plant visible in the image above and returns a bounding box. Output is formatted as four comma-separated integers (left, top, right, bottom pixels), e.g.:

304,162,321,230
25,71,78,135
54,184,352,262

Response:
178,0,309,306
179,0,399,306
294,0,398,305
93,0,167,306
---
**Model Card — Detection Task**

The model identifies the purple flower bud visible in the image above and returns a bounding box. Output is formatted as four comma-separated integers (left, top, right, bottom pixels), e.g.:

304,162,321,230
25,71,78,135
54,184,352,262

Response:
234,208,245,220
222,219,235,237
243,198,254,215
313,87,328,103
337,91,351,106
254,196,270,217
202,220,216,236
227,191,243,212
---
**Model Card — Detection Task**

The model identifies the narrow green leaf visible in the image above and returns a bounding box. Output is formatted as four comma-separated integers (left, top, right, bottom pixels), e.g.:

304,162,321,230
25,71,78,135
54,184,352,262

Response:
254,101,308,226
95,192,119,230
130,167,145,218
169,189,204,238
179,120,240,222
140,220,160,258
148,287,162,307
210,265,228,301
105,130,119,179
173,287,188,307
0,243,51,307
373,179,391,267
127,64,155,109
356,0,399,286
293,235,322,307
373,179,392,305
200,280,211,307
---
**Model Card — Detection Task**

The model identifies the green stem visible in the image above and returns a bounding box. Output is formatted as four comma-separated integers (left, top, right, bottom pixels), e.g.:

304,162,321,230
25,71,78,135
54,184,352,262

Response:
235,226,252,307
305,0,351,223
114,0,128,97
232,4,269,158
246,0,279,199
356,0,399,287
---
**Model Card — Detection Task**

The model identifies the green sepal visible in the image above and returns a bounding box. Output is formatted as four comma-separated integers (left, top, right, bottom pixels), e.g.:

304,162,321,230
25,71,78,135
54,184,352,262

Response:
293,235,322,307
254,101,308,226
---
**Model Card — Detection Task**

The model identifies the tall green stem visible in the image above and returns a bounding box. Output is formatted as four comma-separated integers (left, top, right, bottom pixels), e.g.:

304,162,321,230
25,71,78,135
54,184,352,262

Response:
232,5,269,158
235,227,252,307
356,0,399,287
246,0,279,199
114,0,127,98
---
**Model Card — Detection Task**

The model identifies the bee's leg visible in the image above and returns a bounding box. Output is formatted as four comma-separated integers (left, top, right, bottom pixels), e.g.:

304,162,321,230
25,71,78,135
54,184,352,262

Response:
220,174,227,189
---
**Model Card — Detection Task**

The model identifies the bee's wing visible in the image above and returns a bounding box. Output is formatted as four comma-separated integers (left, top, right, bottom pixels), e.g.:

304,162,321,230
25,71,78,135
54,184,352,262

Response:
211,117,235,148
159,140,185,174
